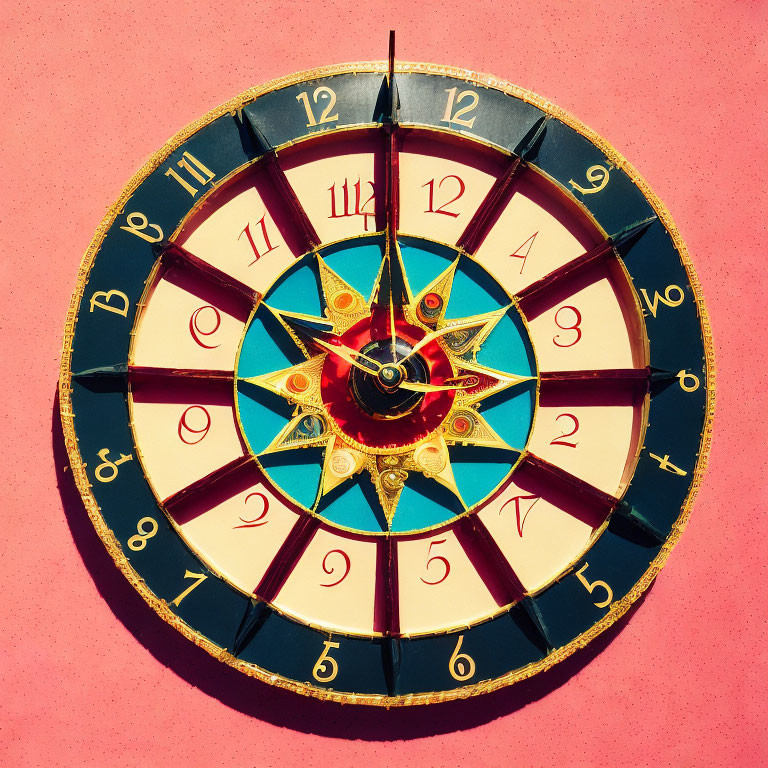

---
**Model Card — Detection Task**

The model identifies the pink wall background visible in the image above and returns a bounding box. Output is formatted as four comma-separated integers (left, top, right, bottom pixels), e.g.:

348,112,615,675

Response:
1,1,765,766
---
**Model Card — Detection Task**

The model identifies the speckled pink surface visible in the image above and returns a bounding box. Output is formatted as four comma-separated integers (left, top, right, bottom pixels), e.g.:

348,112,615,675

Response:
1,2,766,766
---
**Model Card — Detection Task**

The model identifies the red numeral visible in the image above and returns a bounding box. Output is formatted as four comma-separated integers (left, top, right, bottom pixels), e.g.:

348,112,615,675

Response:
422,175,465,218
553,305,582,347
320,549,351,587
239,216,278,265
233,492,269,528
509,232,537,273
177,405,211,445
550,413,580,448
328,178,375,231
421,539,451,585
189,305,222,349
500,494,540,537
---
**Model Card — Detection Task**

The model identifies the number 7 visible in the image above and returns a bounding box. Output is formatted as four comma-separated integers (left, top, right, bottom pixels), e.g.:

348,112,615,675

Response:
171,570,208,606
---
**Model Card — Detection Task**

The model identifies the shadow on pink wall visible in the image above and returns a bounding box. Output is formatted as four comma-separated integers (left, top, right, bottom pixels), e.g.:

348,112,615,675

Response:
52,388,652,739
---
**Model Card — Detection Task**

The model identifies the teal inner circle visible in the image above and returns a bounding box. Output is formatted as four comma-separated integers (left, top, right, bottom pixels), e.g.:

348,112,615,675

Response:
236,234,538,535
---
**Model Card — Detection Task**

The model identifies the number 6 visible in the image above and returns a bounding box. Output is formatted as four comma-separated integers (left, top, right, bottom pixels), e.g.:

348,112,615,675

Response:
448,635,476,681
575,563,613,608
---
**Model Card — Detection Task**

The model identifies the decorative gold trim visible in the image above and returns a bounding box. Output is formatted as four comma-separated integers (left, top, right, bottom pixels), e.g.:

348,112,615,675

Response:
59,61,715,706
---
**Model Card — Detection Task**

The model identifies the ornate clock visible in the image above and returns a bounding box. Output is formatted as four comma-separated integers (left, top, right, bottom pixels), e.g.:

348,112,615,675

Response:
60,38,713,705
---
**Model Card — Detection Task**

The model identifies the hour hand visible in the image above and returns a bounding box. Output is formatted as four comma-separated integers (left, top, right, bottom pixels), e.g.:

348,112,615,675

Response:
313,337,382,374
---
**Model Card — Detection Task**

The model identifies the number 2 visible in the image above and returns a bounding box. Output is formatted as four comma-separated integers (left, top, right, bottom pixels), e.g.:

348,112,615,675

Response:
550,413,579,448
233,492,270,528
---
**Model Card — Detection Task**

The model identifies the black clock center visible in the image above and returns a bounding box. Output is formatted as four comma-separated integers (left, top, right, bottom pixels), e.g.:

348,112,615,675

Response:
349,338,429,419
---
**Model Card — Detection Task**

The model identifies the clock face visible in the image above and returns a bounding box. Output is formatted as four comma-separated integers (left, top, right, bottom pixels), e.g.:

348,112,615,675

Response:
60,60,713,705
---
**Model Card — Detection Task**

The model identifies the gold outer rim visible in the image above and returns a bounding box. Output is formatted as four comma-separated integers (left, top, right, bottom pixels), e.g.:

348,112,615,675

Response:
58,61,715,707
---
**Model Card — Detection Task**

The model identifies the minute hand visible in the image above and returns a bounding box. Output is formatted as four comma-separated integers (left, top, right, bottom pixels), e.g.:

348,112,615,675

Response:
398,317,495,365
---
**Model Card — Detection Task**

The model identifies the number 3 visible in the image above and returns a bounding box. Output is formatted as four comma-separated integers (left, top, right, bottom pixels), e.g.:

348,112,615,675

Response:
575,563,613,608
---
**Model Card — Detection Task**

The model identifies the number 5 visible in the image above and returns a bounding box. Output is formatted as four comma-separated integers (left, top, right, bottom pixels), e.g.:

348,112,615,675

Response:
312,640,340,682
421,539,450,585
575,563,613,608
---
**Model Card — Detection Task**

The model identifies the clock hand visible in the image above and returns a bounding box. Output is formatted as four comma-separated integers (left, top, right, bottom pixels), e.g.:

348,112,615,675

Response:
313,337,382,374
398,376,478,393
380,38,404,361
397,315,498,365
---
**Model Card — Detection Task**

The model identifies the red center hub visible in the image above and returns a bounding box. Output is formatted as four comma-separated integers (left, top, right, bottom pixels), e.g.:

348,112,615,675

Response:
320,309,456,451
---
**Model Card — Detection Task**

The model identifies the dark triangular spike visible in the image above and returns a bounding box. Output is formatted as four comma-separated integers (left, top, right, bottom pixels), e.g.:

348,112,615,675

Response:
151,239,168,259
232,598,271,656
234,109,272,158
518,595,554,653
72,363,129,379
374,246,409,307
71,363,129,392
609,215,657,256
381,636,402,697
271,309,336,346
513,115,549,163
611,501,665,546
649,367,683,396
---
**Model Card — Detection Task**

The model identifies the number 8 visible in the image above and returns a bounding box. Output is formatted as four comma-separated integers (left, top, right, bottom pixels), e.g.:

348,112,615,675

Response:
127,517,158,551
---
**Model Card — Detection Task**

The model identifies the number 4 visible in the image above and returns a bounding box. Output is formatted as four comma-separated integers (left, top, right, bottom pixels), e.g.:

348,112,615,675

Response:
575,563,613,608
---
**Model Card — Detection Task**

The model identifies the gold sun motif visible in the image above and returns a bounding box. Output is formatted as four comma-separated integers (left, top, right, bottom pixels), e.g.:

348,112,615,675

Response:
241,244,533,527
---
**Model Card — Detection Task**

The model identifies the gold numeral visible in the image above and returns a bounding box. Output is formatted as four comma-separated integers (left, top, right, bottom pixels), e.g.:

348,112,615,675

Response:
649,452,688,476
575,563,613,608
448,634,476,681
441,87,479,129
171,570,208,606
164,152,216,197
296,86,339,127
568,165,610,195
127,517,158,551
119,212,164,243
677,370,700,392
639,285,685,318
94,447,133,482
312,640,340,682
89,289,129,317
